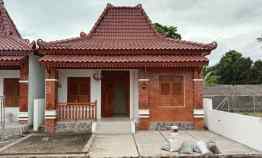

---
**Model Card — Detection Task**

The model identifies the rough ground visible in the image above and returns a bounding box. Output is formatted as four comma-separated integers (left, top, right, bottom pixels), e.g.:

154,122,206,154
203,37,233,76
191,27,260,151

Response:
88,130,259,158
1,133,90,154
0,130,260,158
0,136,23,149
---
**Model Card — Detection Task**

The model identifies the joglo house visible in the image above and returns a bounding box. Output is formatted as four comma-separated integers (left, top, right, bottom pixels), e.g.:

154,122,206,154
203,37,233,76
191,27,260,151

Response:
0,2,217,135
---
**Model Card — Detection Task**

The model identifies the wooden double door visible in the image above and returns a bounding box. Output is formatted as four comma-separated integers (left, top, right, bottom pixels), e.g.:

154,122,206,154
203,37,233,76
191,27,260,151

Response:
101,71,130,117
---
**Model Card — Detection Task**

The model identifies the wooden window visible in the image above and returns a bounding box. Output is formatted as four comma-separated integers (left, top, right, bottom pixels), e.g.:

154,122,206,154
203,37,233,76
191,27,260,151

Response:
67,77,90,103
4,78,19,107
159,75,184,107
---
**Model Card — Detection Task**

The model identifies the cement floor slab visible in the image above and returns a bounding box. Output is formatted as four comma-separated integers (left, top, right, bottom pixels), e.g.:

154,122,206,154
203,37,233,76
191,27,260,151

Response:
88,134,138,158
86,130,259,157
134,131,172,157
185,130,257,154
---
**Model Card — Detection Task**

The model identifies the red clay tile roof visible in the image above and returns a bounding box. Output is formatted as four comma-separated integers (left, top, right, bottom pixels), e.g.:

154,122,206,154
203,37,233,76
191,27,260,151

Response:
39,55,208,68
0,1,31,52
0,0,20,38
37,4,217,52
0,36,32,52
0,55,24,61
0,55,25,66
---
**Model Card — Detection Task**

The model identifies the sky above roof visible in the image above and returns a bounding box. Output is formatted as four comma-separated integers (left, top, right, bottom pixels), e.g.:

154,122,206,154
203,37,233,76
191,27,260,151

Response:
4,0,262,65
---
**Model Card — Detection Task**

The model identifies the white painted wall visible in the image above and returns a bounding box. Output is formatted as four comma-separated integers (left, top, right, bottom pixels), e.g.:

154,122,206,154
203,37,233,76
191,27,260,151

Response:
0,70,20,123
204,98,262,152
33,99,45,131
58,69,102,119
29,54,45,125
57,69,139,120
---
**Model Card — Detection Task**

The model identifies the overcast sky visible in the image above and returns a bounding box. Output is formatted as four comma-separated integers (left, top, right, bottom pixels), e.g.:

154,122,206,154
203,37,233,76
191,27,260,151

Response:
4,0,262,65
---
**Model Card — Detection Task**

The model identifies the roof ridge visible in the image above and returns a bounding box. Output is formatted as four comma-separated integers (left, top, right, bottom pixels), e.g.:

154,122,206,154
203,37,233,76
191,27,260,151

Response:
86,3,161,39
165,37,217,49
86,3,111,38
106,3,142,9
138,4,163,39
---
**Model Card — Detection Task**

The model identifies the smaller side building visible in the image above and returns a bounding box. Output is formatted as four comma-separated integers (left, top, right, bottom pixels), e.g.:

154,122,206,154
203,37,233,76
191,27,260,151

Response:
0,1,44,127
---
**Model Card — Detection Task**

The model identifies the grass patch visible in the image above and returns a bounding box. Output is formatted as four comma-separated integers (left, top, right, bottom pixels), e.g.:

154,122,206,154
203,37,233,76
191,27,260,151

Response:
240,112,262,117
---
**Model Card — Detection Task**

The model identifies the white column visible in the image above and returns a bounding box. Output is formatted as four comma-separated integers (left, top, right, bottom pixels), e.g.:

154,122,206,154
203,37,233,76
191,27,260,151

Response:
129,70,139,120
91,70,101,120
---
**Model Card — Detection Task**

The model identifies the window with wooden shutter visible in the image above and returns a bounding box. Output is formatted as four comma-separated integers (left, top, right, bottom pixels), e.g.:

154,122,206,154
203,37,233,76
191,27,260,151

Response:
4,78,19,107
67,77,90,103
159,75,184,107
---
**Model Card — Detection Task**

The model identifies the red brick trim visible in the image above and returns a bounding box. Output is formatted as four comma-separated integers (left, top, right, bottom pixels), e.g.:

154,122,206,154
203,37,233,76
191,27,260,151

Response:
19,58,28,114
44,68,58,135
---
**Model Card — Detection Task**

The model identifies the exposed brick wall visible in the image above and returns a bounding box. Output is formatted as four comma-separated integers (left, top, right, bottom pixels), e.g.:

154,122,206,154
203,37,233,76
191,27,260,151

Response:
193,68,203,109
45,68,58,135
45,119,56,136
45,68,58,110
194,117,205,129
138,68,204,129
19,58,29,124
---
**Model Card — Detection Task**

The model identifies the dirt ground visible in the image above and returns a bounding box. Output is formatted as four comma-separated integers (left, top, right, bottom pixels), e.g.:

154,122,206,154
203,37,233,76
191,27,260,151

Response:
1,133,90,154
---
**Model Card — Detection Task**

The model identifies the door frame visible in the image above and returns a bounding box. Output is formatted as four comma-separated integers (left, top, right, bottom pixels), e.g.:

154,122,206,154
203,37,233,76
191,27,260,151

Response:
101,71,130,118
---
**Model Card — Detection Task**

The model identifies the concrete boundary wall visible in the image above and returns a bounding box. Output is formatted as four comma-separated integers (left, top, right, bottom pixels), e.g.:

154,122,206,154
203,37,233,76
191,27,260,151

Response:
204,98,262,152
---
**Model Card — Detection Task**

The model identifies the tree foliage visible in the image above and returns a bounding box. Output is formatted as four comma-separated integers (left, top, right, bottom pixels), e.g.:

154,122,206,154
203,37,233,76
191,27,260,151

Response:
154,23,182,40
251,60,262,83
207,50,262,85
203,65,218,86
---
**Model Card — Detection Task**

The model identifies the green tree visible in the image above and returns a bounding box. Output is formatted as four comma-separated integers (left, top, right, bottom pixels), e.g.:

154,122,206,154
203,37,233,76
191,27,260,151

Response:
154,23,182,40
203,65,218,86
213,50,253,84
251,60,262,84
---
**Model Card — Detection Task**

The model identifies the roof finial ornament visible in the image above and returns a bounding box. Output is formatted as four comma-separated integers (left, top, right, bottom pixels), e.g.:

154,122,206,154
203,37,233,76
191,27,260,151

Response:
210,41,218,49
107,3,113,8
0,0,4,5
37,39,46,47
80,32,87,38
136,4,142,8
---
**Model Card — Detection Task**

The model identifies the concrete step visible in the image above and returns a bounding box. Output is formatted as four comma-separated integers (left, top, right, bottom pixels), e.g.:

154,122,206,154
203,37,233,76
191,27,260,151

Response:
93,119,135,134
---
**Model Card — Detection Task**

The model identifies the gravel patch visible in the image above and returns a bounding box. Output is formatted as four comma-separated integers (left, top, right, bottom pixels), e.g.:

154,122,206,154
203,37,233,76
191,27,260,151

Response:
1,133,91,154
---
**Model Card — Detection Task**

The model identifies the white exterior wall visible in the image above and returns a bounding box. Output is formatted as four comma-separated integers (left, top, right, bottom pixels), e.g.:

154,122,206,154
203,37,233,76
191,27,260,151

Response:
0,70,20,123
29,54,45,126
204,98,262,152
29,54,45,125
57,69,139,120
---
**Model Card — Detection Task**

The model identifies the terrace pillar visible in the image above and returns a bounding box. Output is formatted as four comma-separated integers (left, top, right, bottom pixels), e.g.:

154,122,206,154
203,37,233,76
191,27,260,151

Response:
193,68,205,129
18,58,29,124
138,72,151,130
44,67,58,135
